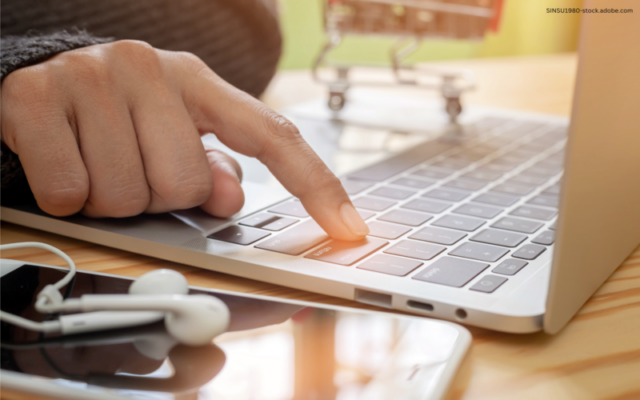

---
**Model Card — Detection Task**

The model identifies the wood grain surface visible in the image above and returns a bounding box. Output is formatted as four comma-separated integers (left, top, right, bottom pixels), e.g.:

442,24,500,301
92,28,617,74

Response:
2,54,640,400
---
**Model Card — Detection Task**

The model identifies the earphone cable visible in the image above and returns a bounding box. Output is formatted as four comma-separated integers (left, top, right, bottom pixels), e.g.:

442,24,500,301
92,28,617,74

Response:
0,242,77,333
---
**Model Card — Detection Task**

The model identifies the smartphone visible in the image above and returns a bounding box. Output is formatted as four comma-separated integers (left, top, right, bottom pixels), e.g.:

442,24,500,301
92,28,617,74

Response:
0,259,471,400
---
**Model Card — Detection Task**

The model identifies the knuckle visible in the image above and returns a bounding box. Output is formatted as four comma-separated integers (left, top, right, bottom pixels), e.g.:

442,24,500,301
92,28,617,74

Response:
171,51,218,82
50,47,113,90
107,40,163,77
91,182,150,218
175,51,208,71
256,108,303,161
37,175,89,214
262,109,300,141
2,65,58,108
108,39,156,58
155,167,213,209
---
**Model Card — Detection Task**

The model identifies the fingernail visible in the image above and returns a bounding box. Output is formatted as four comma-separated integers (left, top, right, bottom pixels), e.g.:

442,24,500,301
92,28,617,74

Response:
340,202,370,236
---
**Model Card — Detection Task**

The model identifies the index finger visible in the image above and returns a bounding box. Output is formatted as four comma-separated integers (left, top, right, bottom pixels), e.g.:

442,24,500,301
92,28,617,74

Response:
176,58,369,240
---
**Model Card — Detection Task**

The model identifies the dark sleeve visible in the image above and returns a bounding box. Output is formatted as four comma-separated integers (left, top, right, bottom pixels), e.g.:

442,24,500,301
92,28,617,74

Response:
1,31,114,205
1,30,113,82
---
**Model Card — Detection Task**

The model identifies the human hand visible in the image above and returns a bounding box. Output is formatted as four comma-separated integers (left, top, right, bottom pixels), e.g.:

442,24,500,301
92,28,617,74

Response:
1,40,369,240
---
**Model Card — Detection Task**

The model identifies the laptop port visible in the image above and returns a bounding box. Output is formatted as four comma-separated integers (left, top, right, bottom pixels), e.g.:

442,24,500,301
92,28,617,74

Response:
407,300,434,313
355,289,392,309
455,308,468,320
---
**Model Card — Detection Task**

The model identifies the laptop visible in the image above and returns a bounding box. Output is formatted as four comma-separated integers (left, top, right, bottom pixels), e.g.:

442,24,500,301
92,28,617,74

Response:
2,2,639,334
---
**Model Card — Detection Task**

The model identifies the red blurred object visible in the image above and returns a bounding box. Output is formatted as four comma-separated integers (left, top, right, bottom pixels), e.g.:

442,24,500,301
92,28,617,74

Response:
489,0,505,32
291,307,315,323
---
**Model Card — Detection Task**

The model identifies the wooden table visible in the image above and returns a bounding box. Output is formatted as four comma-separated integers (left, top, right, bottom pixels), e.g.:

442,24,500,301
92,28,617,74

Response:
2,54,640,400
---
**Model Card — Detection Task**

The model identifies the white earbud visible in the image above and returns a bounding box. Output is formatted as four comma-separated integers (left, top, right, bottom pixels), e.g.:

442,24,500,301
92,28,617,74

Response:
56,269,194,337
61,294,230,346
58,270,230,345
129,269,189,296
0,242,230,346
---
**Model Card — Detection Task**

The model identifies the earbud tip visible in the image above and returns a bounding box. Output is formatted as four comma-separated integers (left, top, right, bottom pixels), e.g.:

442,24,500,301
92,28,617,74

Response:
129,269,189,295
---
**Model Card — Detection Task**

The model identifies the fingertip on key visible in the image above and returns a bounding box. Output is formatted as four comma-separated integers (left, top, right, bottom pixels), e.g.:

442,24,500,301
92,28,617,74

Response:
340,202,370,238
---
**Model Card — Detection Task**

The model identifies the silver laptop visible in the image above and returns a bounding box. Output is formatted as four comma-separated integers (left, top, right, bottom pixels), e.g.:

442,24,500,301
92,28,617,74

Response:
2,5,639,334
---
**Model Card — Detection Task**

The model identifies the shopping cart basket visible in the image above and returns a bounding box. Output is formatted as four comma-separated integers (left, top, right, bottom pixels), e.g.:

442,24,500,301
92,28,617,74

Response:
313,0,503,123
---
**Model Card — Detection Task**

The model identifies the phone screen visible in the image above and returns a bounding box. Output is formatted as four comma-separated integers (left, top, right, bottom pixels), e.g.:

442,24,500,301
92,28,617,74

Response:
1,264,466,400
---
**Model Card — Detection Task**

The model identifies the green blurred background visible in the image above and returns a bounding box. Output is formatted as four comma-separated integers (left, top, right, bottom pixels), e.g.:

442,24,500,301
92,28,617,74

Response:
278,0,582,70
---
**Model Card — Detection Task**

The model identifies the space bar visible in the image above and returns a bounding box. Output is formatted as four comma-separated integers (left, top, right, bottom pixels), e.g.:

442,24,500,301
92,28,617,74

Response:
348,139,456,182
255,219,329,256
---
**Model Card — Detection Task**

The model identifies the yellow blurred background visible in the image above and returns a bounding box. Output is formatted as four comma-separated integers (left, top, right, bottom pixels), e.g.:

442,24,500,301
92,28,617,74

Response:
278,0,582,69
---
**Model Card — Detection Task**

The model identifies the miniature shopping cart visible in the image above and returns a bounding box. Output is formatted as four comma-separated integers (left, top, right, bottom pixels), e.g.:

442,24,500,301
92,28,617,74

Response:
313,0,502,123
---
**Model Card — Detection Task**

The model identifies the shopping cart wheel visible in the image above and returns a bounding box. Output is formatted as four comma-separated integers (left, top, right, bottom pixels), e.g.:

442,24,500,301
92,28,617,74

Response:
328,92,346,111
445,97,462,123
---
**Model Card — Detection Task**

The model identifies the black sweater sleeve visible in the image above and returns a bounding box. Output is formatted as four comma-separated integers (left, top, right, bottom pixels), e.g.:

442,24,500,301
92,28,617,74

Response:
1,30,113,82
1,31,113,204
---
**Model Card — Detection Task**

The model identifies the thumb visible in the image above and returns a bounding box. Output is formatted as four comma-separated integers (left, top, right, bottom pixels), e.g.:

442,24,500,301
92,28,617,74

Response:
199,146,245,218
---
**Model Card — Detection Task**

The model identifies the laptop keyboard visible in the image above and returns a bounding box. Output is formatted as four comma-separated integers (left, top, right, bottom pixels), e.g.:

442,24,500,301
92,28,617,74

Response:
207,116,565,294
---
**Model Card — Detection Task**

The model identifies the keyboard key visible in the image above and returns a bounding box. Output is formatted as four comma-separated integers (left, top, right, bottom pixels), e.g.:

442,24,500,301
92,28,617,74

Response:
476,116,509,128
472,193,519,207
239,213,279,228
470,275,508,293
378,209,433,226
466,143,499,155
208,225,271,245
493,155,522,165
384,240,446,260
413,257,489,288
549,221,557,230
269,202,309,218
357,209,376,220
450,242,509,262
492,258,528,275
543,183,562,195
444,178,488,191
348,140,454,182
491,217,544,234
537,158,563,168
402,198,452,214
432,215,486,232
423,188,470,202
510,206,557,221
482,161,518,173
452,203,504,219
453,152,485,162
432,158,472,170
510,174,549,186
513,244,547,260
367,221,411,240
470,229,527,248
255,220,328,255
519,142,549,152
499,150,535,164
409,226,466,245
411,167,454,180
491,182,535,196
527,195,559,208
341,179,375,195
305,237,388,266
357,255,423,276
390,177,435,189
370,186,416,200
523,165,561,177
532,230,555,245
353,196,396,211
261,217,298,231
462,169,503,182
